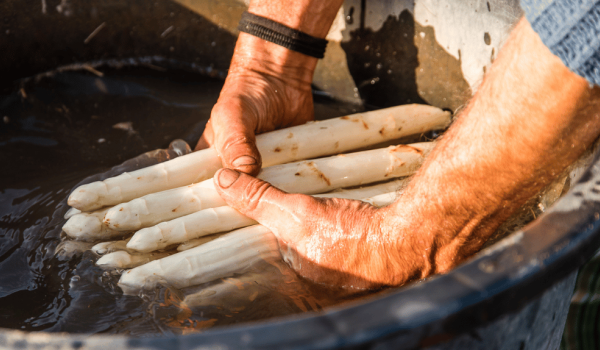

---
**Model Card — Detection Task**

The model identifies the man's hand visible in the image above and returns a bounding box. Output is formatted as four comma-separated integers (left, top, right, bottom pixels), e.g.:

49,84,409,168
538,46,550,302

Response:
194,33,316,175
195,0,344,175
214,168,429,289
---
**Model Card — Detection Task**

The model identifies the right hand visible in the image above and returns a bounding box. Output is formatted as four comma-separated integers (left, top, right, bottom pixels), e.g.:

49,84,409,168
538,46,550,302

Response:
195,33,319,176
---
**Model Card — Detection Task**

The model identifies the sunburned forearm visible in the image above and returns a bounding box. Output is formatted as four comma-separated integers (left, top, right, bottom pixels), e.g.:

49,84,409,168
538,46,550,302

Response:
248,0,344,38
387,17,600,276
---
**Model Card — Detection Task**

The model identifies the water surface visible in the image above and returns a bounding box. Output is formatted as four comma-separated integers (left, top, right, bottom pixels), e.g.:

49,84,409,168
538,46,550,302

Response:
0,67,378,335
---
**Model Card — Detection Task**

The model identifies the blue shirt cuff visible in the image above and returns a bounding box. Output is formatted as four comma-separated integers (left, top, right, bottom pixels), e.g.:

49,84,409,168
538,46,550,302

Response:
521,0,600,86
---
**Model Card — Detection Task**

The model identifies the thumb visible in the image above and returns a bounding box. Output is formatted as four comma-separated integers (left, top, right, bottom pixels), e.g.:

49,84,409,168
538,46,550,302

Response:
210,102,262,176
214,168,315,238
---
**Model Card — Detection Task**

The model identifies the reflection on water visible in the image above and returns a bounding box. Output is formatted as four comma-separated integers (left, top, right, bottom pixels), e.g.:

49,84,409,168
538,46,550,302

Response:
0,67,377,335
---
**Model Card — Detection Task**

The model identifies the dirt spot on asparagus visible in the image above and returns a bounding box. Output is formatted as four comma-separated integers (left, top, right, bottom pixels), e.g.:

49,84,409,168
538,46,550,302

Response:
379,127,385,135
334,141,339,149
287,132,294,139
361,120,369,129
137,177,142,180
306,161,331,186
390,144,423,155
384,160,406,177
274,147,282,153
290,143,299,156
295,172,301,176
172,208,177,212
113,224,119,228
119,208,123,211
398,127,403,131
341,116,350,120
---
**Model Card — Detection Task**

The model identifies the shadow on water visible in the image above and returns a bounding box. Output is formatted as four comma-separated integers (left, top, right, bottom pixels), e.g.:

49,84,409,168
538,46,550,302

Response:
342,9,471,111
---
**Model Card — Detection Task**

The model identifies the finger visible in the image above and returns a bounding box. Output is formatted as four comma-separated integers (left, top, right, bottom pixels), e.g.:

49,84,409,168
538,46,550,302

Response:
211,102,262,176
213,168,318,239
194,119,214,151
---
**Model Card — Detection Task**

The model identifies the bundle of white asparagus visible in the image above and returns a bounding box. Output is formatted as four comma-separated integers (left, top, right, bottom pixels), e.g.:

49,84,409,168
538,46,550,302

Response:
60,104,450,294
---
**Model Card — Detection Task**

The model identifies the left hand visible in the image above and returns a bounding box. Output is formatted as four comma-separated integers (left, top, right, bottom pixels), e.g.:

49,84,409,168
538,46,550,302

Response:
214,168,429,289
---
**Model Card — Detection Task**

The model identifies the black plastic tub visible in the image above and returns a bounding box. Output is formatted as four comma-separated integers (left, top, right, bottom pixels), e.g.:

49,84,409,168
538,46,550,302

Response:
1,0,598,348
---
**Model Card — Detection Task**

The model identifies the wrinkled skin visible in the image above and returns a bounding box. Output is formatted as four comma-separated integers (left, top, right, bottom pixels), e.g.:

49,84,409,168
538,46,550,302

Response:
195,33,316,176
213,168,425,289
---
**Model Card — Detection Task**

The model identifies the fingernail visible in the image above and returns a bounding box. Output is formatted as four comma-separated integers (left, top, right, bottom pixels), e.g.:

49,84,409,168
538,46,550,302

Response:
217,168,240,188
232,155,257,168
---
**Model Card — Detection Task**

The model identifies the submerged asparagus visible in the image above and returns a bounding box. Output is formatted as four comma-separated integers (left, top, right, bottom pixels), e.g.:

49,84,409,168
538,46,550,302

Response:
117,191,399,294
62,207,128,242
176,233,227,251
69,105,450,212
127,178,409,252
118,225,281,294
92,239,131,255
105,143,433,232
64,207,81,219
96,250,171,269
127,206,255,252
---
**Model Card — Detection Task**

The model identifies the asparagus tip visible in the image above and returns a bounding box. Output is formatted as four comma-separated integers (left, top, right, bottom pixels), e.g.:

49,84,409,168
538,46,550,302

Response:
68,183,101,211
104,203,141,231
63,214,102,240
97,251,131,268
126,227,162,253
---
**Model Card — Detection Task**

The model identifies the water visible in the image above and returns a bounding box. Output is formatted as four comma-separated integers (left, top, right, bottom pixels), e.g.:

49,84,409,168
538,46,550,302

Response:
0,67,379,335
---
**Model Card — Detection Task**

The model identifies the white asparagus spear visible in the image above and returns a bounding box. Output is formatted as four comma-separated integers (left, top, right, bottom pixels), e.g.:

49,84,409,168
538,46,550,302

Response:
96,180,408,255
92,238,131,255
69,105,450,211
64,207,81,219
117,191,401,293
55,240,95,260
128,206,256,252
118,225,281,294
177,233,227,251
96,251,171,269
363,192,400,208
106,143,433,231
62,207,128,242
127,179,410,252
103,180,223,231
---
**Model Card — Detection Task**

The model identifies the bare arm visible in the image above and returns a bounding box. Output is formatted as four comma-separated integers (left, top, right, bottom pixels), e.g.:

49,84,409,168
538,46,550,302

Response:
384,17,600,278
214,17,600,288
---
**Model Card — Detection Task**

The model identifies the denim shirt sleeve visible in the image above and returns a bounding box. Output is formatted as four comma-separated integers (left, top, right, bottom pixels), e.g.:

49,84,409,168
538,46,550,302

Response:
520,0,600,86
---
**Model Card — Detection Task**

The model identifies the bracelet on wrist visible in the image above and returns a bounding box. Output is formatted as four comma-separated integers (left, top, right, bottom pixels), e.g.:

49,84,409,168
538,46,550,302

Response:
238,11,328,59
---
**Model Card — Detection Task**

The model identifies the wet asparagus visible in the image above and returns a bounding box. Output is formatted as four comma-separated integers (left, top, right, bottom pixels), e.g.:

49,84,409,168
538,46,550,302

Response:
104,143,433,233
68,105,449,212
116,191,398,294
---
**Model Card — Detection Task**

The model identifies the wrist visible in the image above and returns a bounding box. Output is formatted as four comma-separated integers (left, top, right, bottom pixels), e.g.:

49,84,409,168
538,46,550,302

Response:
229,33,317,89
247,0,343,39
386,162,509,277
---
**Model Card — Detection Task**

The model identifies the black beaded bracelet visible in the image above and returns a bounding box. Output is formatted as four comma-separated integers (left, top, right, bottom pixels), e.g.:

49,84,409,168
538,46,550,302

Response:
237,11,328,59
